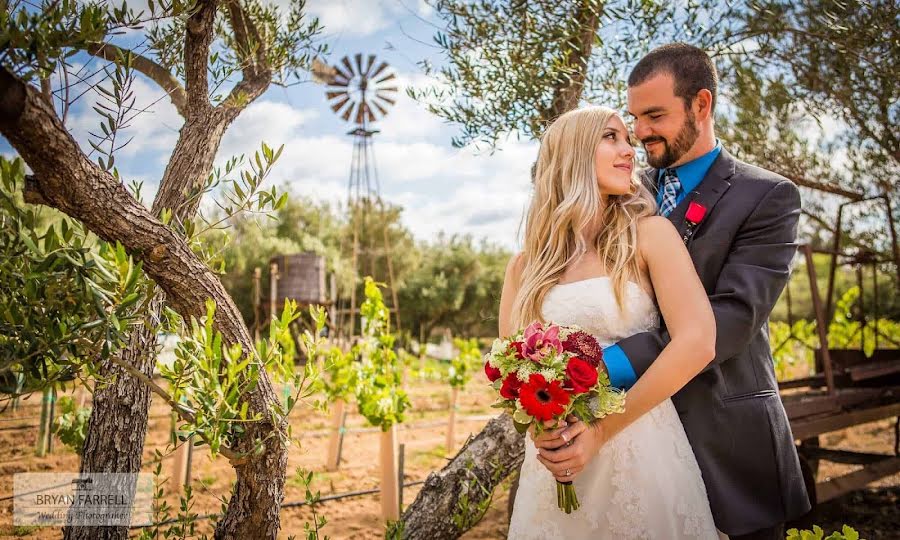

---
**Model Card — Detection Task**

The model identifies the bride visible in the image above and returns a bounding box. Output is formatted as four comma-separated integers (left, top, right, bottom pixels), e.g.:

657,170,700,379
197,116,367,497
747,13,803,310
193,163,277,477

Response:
501,105,727,539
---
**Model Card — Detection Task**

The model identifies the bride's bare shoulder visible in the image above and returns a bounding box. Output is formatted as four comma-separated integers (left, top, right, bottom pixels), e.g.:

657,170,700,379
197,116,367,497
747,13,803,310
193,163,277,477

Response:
636,216,681,255
504,252,526,283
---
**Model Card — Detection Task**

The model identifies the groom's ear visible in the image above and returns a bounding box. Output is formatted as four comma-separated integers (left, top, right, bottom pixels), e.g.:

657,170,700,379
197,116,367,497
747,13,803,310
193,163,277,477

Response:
693,89,714,121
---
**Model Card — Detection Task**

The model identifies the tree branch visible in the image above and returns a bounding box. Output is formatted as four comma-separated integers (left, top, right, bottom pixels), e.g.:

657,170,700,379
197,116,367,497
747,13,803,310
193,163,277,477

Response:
184,0,218,116
85,42,188,117
220,0,272,111
545,0,602,122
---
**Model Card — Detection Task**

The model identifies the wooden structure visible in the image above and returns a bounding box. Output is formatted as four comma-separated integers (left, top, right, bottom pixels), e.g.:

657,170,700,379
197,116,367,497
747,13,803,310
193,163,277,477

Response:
254,252,331,345
779,193,900,509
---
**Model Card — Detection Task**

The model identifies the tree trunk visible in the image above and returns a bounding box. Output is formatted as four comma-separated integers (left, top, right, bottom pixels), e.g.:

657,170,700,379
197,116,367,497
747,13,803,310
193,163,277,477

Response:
401,414,524,538
61,294,164,540
544,0,602,122
63,107,232,539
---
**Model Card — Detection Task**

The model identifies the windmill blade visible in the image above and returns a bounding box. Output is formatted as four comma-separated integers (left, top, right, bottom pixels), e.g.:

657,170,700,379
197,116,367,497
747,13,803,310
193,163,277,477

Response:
377,86,399,95
375,93,396,106
341,56,356,77
332,62,352,83
364,102,376,122
354,102,368,124
354,53,364,75
329,75,350,87
326,90,349,100
362,54,376,78
371,99,389,117
330,95,352,113
375,72,396,84
370,62,389,80
341,102,355,122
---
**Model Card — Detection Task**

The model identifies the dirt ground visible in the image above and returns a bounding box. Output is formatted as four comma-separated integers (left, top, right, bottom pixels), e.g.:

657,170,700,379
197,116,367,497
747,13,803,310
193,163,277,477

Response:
0,376,898,540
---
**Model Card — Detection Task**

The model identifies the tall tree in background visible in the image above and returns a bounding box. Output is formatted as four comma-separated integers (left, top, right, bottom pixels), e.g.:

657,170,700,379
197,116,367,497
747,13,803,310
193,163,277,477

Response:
411,0,730,150
401,0,731,535
727,0,899,284
0,0,325,537
733,0,899,197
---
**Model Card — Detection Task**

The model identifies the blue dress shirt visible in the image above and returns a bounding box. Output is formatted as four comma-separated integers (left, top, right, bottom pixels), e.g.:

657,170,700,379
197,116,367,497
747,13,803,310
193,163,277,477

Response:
603,141,722,390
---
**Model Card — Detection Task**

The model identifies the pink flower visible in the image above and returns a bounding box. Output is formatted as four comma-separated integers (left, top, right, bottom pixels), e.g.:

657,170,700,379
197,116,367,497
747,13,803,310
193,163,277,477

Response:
522,321,563,362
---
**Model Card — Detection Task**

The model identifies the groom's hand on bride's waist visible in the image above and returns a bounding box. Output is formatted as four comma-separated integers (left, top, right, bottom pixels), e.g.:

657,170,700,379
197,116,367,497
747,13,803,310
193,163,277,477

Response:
533,416,606,482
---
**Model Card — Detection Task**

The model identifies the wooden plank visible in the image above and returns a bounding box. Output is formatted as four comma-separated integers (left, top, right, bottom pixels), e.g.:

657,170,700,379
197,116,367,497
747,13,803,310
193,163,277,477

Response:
792,402,900,440
816,456,900,502
799,447,893,466
848,359,900,381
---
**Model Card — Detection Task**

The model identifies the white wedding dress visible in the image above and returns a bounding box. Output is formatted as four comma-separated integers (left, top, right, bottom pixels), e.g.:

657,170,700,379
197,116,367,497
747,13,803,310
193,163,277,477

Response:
507,277,728,540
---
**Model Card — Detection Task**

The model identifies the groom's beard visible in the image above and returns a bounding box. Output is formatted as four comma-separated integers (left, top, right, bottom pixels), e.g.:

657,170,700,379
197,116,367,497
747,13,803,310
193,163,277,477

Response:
642,110,699,169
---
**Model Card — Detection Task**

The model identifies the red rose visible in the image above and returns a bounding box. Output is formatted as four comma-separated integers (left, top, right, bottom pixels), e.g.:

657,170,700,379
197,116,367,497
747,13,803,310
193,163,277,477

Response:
685,201,707,224
499,373,523,399
518,373,570,421
509,341,525,359
565,357,598,394
484,361,502,382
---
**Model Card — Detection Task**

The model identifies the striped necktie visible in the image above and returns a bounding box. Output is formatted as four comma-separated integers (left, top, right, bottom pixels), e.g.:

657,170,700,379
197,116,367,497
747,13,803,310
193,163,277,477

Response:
658,168,681,218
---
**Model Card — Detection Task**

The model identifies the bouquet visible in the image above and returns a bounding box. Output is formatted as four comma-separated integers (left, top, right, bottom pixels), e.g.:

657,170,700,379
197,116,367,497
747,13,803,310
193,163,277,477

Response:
484,321,626,513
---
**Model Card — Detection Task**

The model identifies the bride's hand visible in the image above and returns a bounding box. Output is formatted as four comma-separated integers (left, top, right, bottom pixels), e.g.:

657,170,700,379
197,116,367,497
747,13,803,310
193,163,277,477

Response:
534,417,607,482
528,417,567,443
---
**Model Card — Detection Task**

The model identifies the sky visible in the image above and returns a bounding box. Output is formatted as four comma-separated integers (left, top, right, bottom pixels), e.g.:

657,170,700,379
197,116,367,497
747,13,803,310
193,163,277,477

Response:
1,0,539,251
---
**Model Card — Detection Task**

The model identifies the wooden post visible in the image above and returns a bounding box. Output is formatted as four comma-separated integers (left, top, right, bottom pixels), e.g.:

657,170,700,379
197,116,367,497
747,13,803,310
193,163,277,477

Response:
380,424,400,521
329,273,337,334
252,267,262,342
446,386,459,452
47,386,56,454
35,387,52,456
325,400,346,471
398,442,406,510
269,262,280,325
171,438,191,495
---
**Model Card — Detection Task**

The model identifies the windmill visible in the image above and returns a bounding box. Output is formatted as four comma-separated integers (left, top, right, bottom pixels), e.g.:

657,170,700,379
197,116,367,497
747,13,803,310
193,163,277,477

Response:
324,54,401,339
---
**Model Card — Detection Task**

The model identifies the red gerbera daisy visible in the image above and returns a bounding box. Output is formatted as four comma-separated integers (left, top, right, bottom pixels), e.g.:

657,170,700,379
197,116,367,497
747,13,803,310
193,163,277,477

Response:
518,373,570,421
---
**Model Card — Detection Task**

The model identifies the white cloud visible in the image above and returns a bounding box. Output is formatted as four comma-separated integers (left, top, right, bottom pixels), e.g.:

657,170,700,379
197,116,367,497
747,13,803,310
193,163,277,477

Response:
307,0,404,37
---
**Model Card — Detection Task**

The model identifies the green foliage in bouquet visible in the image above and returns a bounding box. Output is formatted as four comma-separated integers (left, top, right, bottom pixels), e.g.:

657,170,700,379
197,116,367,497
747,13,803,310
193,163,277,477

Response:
786,524,861,540
448,337,480,388
486,324,626,437
52,395,92,455
352,277,410,431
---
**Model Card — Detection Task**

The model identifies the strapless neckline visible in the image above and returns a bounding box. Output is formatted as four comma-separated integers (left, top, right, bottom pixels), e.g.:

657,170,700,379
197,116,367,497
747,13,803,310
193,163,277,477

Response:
551,276,653,304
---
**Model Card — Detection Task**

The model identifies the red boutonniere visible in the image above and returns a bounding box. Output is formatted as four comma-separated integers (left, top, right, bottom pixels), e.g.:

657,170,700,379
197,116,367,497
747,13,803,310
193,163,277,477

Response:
682,201,708,245
685,201,707,224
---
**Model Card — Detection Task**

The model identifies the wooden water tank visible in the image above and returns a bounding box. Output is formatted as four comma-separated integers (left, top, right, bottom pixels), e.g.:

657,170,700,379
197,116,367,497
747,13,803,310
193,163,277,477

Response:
269,252,328,306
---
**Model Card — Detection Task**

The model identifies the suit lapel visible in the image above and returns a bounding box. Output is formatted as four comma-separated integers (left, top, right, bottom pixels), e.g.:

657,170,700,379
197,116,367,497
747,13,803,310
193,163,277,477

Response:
667,148,736,238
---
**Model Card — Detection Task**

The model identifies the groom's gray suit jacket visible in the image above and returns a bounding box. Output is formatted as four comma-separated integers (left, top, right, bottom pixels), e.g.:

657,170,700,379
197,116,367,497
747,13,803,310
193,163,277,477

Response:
620,148,811,535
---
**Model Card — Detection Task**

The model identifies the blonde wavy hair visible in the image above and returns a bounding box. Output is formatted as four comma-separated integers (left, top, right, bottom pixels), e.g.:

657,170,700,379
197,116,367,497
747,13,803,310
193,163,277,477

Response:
511,105,657,331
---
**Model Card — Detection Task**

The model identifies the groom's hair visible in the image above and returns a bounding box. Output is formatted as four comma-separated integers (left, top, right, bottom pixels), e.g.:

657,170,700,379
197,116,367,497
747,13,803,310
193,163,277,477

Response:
628,43,718,113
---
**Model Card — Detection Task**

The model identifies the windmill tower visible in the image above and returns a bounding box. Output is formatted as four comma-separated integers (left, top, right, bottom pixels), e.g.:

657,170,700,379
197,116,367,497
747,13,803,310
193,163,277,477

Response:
325,54,401,339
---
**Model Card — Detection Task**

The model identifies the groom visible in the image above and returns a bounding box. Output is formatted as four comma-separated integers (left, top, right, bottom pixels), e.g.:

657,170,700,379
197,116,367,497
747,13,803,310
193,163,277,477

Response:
535,43,811,539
